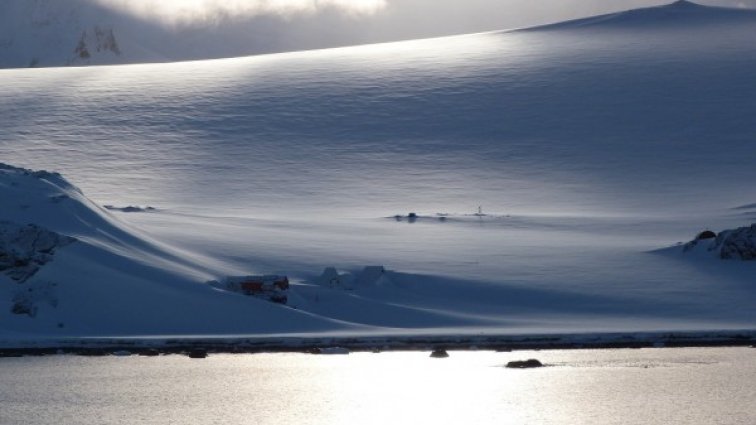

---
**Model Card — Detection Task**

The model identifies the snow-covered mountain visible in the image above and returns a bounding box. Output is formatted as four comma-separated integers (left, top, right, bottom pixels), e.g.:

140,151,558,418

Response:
528,0,756,30
0,0,165,68
1,1,755,338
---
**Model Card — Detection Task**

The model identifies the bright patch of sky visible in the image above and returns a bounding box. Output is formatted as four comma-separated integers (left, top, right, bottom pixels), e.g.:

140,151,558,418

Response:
94,0,387,23
90,1,756,32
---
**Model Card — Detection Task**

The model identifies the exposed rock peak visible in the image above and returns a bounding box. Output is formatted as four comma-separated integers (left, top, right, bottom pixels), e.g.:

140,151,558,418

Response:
73,25,121,62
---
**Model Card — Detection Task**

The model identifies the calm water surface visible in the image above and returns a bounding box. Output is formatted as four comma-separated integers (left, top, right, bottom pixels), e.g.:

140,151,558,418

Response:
1,347,754,425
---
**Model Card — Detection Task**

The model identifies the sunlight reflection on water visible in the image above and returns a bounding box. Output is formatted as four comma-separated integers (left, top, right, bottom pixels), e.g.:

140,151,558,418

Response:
1,348,754,425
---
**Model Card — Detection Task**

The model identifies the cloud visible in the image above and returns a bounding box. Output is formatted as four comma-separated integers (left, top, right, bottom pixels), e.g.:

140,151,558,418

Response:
93,0,387,24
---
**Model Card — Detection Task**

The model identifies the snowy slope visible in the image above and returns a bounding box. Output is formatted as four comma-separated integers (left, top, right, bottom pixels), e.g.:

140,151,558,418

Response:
0,164,364,336
527,0,756,30
1,1,755,338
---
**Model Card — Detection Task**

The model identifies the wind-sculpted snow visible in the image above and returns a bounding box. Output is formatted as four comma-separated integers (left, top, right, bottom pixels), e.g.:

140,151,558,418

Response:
3,3,756,218
1,2,756,338
0,163,369,336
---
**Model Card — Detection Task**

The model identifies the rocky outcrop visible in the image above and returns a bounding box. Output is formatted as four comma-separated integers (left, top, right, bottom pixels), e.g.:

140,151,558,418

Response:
1,221,74,317
74,25,121,60
716,224,756,260
11,280,58,317
506,359,544,368
0,221,75,283
683,223,756,260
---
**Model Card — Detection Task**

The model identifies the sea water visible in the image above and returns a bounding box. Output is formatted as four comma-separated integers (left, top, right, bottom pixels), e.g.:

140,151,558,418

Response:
1,347,754,425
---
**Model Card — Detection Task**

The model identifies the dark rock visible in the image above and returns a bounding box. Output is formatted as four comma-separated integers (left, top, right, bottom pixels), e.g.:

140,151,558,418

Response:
696,230,717,240
506,359,544,369
11,299,36,317
10,281,57,317
716,224,756,260
430,349,449,358
103,205,157,213
270,293,288,304
0,221,76,282
310,347,349,355
683,223,756,260
77,349,110,357
186,349,208,359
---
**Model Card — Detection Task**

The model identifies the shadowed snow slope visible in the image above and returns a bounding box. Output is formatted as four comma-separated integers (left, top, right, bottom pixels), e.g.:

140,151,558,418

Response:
1,2,756,338
0,164,362,336
525,0,756,31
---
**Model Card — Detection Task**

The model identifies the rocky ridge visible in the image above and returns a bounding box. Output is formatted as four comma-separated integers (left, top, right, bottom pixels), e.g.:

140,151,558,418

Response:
683,223,756,260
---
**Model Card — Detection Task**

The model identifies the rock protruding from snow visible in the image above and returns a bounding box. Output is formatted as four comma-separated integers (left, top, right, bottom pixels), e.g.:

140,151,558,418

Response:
683,223,756,260
73,26,120,62
695,230,717,241
11,280,59,317
717,224,756,260
103,205,157,213
0,221,75,282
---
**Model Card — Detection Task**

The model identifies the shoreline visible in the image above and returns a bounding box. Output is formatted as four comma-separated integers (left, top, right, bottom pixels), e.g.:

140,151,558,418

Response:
2,329,754,357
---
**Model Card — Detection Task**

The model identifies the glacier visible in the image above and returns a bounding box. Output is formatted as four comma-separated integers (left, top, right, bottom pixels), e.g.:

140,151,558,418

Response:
1,1,755,340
